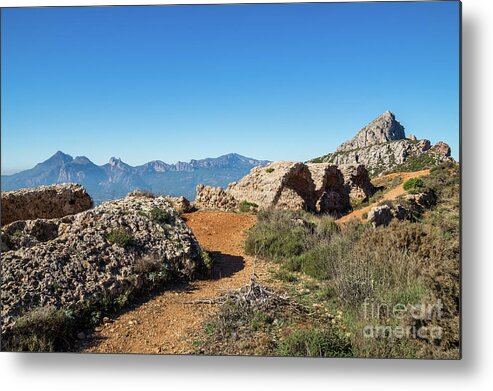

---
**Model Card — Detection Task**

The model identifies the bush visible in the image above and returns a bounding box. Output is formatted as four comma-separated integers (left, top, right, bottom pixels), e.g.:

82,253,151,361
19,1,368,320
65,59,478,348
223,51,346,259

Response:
106,229,135,248
238,201,258,213
8,306,73,352
201,250,214,271
274,269,298,282
149,207,171,225
265,168,275,173
403,177,425,193
245,209,310,261
134,255,162,274
277,328,352,357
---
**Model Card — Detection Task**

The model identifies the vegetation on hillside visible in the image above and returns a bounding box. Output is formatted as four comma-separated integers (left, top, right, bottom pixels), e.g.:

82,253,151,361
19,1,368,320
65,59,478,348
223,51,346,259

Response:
197,162,460,358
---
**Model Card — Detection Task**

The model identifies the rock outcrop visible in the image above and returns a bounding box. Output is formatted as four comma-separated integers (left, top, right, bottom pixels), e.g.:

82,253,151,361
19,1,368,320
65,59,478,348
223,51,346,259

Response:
305,163,349,215
1,184,92,226
368,189,437,227
165,196,193,214
336,111,406,152
368,205,393,227
194,161,376,216
312,112,454,175
228,162,317,212
339,164,376,202
194,185,239,212
1,194,203,337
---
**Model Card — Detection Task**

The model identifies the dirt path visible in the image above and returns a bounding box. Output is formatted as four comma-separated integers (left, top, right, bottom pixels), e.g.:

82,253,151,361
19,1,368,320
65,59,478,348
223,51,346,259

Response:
83,211,258,354
337,169,431,224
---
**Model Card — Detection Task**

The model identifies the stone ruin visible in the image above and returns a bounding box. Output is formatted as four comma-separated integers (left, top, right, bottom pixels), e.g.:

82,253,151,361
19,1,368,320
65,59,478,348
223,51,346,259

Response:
1,184,93,226
194,161,376,217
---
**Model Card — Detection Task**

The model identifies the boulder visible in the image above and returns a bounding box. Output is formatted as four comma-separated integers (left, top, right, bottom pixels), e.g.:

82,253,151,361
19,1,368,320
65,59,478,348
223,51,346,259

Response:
1,184,92,226
165,196,193,214
367,205,393,227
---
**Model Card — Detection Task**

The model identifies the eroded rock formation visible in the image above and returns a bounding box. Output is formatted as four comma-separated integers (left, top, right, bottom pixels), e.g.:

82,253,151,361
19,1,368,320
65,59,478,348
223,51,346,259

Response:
194,161,376,216
228,162,317,212
1,184,92,226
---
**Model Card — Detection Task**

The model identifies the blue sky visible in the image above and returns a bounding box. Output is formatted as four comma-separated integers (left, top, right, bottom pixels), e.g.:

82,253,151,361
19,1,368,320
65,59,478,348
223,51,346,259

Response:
1,2,460,173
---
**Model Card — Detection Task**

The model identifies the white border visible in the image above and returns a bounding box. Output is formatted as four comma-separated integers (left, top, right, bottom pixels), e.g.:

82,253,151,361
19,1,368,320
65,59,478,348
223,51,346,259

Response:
2,1,493,390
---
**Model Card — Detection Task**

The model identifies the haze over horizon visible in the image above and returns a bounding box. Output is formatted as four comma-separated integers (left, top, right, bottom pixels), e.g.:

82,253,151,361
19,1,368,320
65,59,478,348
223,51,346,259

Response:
1,2,460,174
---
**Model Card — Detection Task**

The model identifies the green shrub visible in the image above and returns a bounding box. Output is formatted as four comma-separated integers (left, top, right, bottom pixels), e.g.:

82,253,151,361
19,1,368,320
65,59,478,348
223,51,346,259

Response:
245,209,312,261
239,201,258,213
265,168,275,173
274,269,298,282
106,229,135,248
277,328,352,357
314,215,340,239
9,306,73,352
403,177,425,193
201,250,214,271
149,207,171,225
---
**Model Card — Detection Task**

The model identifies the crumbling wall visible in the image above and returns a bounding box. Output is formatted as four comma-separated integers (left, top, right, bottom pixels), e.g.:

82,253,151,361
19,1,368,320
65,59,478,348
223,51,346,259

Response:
1,184,93,226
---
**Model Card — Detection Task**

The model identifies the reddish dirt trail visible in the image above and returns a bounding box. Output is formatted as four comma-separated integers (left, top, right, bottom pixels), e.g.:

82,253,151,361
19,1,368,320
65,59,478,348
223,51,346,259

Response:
337,169,431,224
83,211,258,354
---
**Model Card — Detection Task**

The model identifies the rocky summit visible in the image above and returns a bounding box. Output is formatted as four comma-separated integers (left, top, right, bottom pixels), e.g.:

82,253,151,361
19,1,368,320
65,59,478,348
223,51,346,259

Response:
336,111,406,152
312,112,453,175
1,191,203,339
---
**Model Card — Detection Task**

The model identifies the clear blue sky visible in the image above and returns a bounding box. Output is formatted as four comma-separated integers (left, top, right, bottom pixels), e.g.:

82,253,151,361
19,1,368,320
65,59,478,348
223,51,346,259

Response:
1,1,460,173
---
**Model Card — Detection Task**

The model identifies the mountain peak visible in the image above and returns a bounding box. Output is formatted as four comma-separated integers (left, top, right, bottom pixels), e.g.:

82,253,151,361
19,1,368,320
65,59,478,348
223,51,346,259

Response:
42,151,73,167
336,112,405,152
108,157,131,171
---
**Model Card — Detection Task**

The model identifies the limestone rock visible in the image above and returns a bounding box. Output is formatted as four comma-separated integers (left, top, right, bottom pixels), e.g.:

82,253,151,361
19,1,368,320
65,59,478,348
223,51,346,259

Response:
367,205,393,227
164,196,193,214
430,141,451,157
1,195,202,338
339,164,376,202
312,112,454,175
305,163,349,215
194,185,238,212
1,184,92,226
336,111,405,152
227,161,317,212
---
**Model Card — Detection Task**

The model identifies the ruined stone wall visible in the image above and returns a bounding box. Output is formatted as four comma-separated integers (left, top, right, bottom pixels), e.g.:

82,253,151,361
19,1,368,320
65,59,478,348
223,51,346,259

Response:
1,184,93,226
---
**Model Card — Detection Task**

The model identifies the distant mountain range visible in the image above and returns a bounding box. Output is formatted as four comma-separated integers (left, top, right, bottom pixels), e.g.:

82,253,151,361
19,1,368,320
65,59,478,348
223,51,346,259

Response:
1,152,270,203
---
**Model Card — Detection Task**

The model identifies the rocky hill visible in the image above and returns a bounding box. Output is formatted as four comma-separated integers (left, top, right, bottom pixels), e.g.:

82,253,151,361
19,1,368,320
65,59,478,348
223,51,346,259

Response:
311,111,452,175
1,152,270,204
